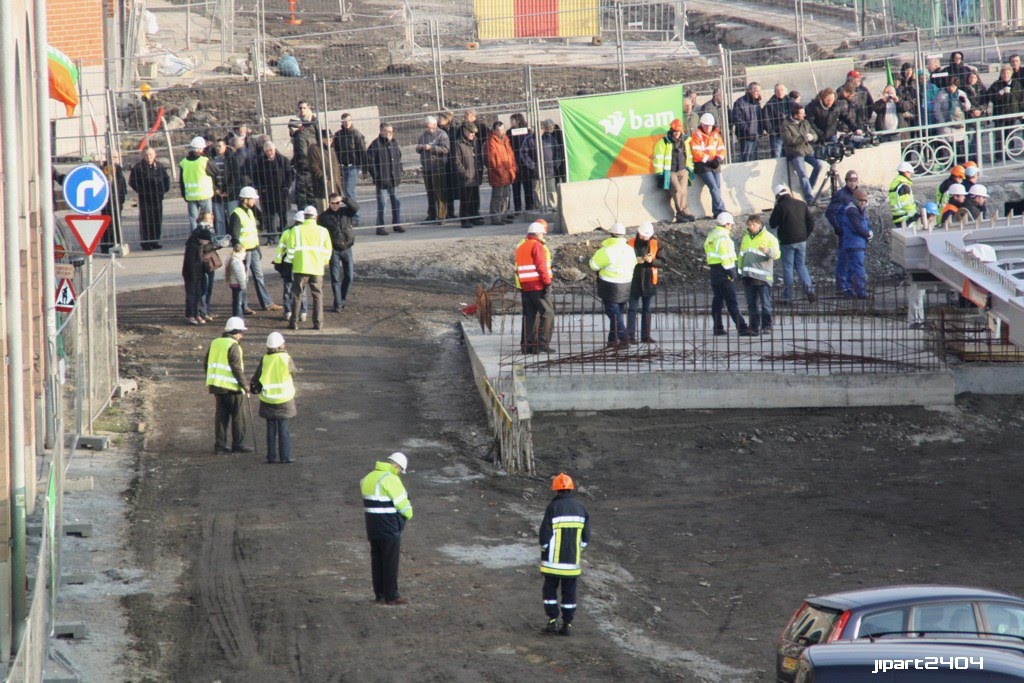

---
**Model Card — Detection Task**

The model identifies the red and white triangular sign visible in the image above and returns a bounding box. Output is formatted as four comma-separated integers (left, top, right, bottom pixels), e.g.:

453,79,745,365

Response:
55,278,77,313
65,214,111,256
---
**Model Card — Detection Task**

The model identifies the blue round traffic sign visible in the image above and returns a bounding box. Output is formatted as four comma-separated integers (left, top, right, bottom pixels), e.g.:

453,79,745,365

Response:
62,163,110,215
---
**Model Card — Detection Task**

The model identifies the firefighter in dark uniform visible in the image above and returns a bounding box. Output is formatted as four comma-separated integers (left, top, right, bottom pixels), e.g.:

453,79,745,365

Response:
539,473,591,636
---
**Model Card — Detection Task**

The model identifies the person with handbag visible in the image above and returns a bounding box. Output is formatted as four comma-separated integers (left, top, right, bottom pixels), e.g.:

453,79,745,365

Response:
196,210,227,322
183,218,214,325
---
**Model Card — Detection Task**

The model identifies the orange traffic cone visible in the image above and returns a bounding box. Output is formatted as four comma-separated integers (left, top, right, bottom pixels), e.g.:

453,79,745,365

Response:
286,0,302,25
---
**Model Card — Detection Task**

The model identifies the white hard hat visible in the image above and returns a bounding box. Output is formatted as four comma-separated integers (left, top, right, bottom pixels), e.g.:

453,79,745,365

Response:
637,222,654,239
609,222,626,236
303,205,318,216
717,211,735,225
266,331,285,349
190,136,207,150
773,184,790,196
388,452,408,471
294,210,306,222
239,186,259,200
964,166,980,177
699,112,715,126
897,161,914,174
225,316,247,332
968,184,988,197
948,183,967,196
526,219,548,235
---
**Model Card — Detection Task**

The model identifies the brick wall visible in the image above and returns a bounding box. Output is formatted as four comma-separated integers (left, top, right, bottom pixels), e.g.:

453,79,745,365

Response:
47,0,105,67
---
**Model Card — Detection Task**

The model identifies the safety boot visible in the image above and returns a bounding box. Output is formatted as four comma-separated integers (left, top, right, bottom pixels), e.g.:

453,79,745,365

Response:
542,618,558,634
559,622,573,636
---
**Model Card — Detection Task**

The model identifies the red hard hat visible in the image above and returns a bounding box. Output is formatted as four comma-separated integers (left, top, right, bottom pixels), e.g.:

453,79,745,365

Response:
551,473,575,491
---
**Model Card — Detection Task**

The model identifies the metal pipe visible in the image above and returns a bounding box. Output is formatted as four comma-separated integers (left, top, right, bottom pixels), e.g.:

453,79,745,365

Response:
35,0,59,451
1,0,29,646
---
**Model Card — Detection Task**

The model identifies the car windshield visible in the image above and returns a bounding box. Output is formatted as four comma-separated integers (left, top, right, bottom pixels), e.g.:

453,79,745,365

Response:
785,603,841,645
981,603,1024,640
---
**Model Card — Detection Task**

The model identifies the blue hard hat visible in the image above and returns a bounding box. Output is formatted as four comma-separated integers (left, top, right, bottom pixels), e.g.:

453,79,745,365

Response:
924,201,940,215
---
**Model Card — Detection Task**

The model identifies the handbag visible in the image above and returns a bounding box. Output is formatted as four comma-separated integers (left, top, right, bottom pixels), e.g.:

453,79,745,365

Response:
202,248,222,274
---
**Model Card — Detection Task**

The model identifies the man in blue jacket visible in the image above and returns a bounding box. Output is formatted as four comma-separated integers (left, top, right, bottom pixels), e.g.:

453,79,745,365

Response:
841,188,872,299
825,170,859,293
732,82,766,162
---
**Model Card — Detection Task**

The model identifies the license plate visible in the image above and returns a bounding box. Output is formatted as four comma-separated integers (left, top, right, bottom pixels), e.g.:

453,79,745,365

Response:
782,657,798,671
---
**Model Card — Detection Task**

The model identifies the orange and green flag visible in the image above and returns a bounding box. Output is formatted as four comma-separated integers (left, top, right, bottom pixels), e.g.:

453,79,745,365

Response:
559,85,683,182
48,45,79,117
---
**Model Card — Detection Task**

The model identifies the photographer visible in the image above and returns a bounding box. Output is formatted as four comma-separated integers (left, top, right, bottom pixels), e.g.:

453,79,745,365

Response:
782,104,826,204
805,88,856,143
872,85,912,140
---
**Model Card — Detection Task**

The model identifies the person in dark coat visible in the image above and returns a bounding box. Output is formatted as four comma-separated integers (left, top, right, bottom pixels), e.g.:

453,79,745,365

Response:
310,128,343,213
627,222,668,344
509,113,534,214
249,331,298,464
731,82,766,162
539,473,591,637
251,141,293,242
763,83,792,158
988,64,1022,161
439,111,459,217
805,88,855,142
206,139,233,238
330,113,368,222
769,186,816,304
454,124,483,228
289,100,320,210
366,122,403,234
182,225,213,324
98,156,127,254
128,147,170,250
319,193,358,311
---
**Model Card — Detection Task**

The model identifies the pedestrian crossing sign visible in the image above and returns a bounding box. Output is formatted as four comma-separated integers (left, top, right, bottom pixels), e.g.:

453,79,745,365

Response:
55,278,77,313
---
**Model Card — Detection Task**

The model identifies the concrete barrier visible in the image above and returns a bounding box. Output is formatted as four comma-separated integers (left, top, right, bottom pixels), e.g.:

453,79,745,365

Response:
558,140,903,233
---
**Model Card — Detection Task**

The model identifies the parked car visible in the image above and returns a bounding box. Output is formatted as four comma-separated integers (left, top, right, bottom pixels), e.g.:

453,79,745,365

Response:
793,639,1024,681
776,585,1024,682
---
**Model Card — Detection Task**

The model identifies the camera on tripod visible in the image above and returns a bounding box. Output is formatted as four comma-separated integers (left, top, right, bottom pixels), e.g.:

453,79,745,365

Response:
816,132,881,165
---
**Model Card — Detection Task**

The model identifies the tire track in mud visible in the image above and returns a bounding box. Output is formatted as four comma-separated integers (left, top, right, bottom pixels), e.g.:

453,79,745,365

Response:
198,513,262,666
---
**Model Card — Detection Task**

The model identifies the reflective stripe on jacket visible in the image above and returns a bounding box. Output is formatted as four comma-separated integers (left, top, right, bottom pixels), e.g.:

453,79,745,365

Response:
652,135,693,173
539,491,590,577
589,237,635,283
206,337,241,390
290,220,332,275
514,237,552,290
361,461,413,539
233,205,259,250
689,127,726,164
704,225,737,269
275,225,297,265
888,174,917,225
180,156,214,201
739,229,781,284
259,352,295,404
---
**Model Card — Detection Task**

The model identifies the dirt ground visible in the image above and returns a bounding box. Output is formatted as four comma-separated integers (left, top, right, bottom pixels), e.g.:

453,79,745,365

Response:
116,272,1024,682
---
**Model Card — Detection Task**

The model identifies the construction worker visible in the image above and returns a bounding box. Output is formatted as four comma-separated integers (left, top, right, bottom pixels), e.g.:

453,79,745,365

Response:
275,211,310,323
205,316,252,453
704,213,754,336
966,184,990,220
889,161,918,228
514,220,555,354
962,162,980,192
360,452,414,605
180,136,216,232
229,186,280,313
936,164,966,206
539,473,591,637
690,113,727,217
738,213,781,335
589,223,637,349
249,332,298,464
940,183,969,225
652,118,695,223
627,222,667,344
840,188,873,299
287,206,332,331
921,201,941,230
825,170,859,294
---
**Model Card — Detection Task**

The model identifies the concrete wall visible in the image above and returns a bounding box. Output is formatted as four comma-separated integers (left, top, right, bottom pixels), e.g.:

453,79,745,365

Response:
558,140,903,233
525,369,955,411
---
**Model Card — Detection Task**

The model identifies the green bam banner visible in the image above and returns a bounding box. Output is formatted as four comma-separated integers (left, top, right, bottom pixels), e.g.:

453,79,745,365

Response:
559,85,683,182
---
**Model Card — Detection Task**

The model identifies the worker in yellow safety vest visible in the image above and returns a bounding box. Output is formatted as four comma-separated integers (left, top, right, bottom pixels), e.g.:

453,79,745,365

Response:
889,161,918,227
285,206,332,330
360,452,414,605
249,332,298,463
704,212,754,336
180,136,216,232
205,316,252,453
229,185,281,313
589,223,637,349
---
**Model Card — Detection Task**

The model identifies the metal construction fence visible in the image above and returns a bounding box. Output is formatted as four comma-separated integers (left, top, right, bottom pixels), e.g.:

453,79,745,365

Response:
479,280,948,377
6,259,120,679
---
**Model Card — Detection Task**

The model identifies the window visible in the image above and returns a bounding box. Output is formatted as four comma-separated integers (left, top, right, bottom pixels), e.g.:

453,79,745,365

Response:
858,608,907,638
784,603,841,645
910,602,977,636
980,602,1024,639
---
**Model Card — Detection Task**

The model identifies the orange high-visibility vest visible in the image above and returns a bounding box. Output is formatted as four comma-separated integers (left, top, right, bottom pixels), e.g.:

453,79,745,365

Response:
627,237,659,285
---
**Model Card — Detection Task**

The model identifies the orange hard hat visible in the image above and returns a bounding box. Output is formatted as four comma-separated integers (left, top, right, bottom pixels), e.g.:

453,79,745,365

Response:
950,165,966,178
551,473,574,491
669,118,683,132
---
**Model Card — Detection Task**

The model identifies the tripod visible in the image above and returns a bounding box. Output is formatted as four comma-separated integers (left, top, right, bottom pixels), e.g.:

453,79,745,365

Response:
824,161,842,196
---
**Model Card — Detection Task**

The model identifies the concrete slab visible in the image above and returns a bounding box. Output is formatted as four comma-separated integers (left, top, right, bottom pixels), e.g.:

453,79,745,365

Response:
462,314,955,410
